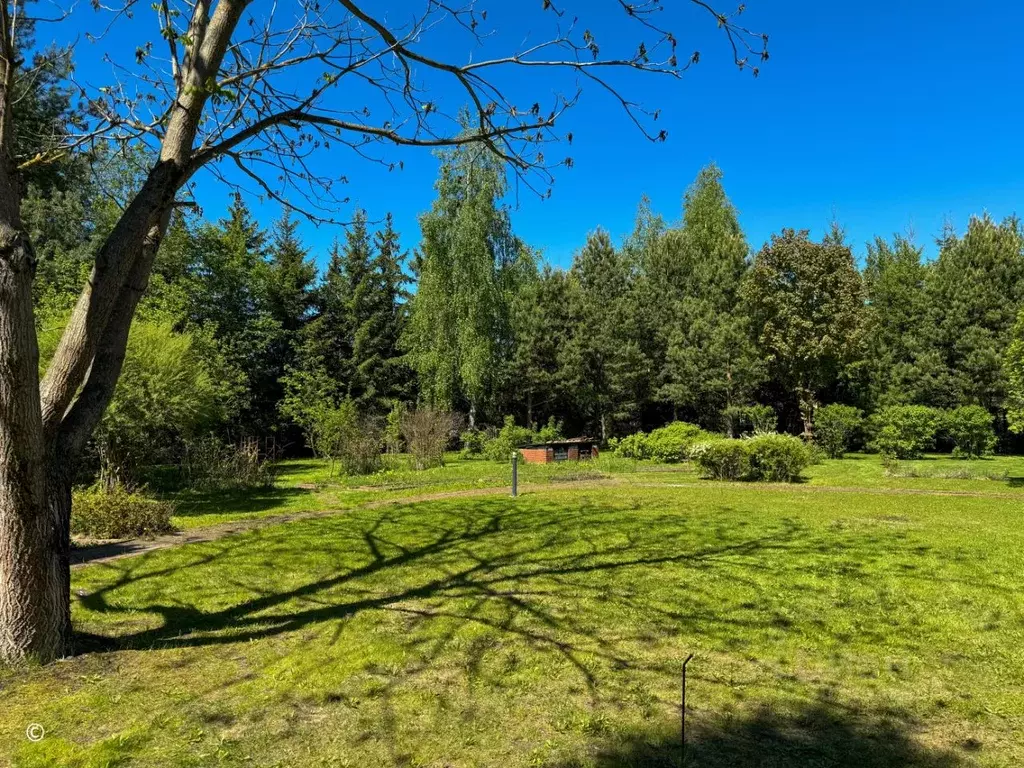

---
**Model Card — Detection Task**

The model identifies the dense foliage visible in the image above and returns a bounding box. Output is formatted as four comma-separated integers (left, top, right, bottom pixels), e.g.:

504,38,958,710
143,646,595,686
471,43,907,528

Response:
690,434,811,483
868,406,944,460
30,140,1024,487
814,405,864,459
71,485,176,539
609,422,714,463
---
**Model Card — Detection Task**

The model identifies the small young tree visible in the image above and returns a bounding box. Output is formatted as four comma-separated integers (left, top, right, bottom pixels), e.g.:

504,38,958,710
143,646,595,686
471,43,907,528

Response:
943,406,996,459
814,404,864,459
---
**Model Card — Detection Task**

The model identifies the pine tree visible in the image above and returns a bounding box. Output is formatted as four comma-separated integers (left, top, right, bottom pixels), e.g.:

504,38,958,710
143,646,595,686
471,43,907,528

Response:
856,234,929,409
915,215,1024,411
656,165,760,425
560,229,651,440
506,265,571,428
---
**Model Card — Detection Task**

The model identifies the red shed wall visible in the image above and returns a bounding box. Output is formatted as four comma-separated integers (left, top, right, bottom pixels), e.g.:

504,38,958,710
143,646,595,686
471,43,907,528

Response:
520,448,552,464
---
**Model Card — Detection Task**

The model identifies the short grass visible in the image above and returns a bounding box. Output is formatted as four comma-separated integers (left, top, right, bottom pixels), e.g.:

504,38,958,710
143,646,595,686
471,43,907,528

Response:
167,454,644,530
5,468,1023,767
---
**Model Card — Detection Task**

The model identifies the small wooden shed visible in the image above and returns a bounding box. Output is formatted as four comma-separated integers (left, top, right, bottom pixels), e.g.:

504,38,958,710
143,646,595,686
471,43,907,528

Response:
519,438,599,464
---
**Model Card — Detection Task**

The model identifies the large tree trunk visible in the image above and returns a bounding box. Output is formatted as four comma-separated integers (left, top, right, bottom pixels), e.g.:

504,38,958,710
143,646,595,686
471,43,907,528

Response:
0,229,66,663
46,451,74,648
0,0,245,666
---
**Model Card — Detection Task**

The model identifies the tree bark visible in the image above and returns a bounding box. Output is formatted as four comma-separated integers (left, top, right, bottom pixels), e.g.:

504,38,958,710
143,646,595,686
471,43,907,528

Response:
0,228,65,663
0,0,245,664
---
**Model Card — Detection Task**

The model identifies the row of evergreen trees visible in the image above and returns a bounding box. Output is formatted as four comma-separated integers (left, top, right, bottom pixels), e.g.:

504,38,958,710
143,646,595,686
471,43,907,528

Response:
30,139,1024,457
402,152,1024,445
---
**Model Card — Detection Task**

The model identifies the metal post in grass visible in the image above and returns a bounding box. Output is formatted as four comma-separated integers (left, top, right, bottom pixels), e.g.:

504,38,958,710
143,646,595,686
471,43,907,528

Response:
681,653,694,766
511,451,518,497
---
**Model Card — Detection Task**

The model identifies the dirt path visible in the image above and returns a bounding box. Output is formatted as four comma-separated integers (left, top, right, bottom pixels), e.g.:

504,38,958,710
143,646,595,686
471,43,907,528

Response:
70,480,617,569
71,474,1021,569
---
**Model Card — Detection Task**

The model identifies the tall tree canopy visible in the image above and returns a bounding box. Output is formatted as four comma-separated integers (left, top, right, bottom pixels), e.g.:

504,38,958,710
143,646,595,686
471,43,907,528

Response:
656,165,761,425
403,143,533,425
742,228,864,437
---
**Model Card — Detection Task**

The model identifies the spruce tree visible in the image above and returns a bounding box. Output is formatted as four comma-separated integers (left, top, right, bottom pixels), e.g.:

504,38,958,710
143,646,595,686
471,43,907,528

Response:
560,229,650,440
857,234,929,409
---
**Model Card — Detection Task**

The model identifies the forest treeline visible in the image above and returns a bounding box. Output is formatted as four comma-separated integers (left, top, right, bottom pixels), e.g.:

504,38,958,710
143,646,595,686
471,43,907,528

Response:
34,148,1024,475
25,69,1024,475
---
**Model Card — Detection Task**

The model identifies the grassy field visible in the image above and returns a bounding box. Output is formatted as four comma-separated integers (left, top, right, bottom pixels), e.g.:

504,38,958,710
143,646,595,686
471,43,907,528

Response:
167,451,1024,532
4,455,1024,766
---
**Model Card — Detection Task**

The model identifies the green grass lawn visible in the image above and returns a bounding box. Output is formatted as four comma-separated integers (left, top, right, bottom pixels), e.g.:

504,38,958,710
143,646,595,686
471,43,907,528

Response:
5,458,1024,767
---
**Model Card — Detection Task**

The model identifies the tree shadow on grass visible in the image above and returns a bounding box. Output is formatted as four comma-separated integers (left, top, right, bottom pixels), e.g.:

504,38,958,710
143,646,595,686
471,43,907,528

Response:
73,499,817,682
556,702,963,767
170,485,315,520
69,494,974,687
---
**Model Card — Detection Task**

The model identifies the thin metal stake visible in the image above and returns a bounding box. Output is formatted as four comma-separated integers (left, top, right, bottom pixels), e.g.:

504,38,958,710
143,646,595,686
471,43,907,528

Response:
511,451,518,497
681,653,694,766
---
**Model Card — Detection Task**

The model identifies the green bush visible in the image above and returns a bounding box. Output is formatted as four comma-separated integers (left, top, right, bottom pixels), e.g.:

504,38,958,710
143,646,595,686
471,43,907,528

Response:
608,432,650,460
690,439,749,480
868,405,943,459
383,401,406,455
815,404,864,459
691,434,810,483
943,405,996,458
610,422,713,463
534,417,565,444
72,484,176,539
744,405,778,435
484,416,536,462
460,428,488,456
745,433,812,482
645,422,714,463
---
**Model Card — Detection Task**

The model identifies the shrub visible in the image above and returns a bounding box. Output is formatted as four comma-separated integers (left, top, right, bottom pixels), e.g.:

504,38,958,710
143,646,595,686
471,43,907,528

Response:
534,417,565,444
744,405,778,435
383,401,406,455
460,428,488,456
402,408,456,470
306,400,383,476
943,405,996,458
484,416,536,462
609,432,651,460
691,434,810,483
745,433,812,482
868,405,943,459
645,422,714,463
815,404,864,459
71,483,176,539
690,439,749,480
182,437,277,490
610,422,712,463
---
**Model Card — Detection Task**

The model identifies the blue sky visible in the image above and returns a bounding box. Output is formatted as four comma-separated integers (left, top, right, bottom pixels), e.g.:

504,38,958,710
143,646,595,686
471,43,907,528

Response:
55,1,1024,268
